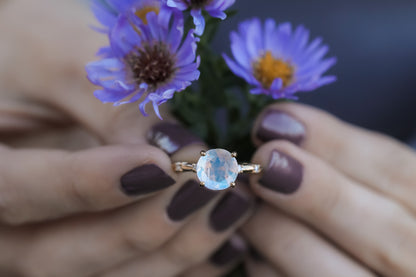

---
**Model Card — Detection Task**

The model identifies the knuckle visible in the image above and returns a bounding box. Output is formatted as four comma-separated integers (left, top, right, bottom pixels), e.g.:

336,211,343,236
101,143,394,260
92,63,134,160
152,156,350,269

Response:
0,174,28,226
17,238,66,277
163,238,207,267
102,108,147,144
121,227,167,253
376,248,411,277
307,171,343,220
62,153,94,211
376,215,416,277
164,244,196,267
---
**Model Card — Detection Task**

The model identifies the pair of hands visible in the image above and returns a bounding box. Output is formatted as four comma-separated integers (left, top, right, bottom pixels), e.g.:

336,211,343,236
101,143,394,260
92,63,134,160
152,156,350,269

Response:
1,0,416,276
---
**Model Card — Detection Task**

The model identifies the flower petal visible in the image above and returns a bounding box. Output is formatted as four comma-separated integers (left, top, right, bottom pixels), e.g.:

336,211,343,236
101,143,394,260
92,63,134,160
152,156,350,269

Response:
191,9,206,36
110,15,141,57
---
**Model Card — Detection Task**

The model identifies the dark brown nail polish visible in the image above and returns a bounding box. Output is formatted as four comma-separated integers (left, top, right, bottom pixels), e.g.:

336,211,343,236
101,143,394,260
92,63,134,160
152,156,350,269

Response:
259,150,303,194
210,236,247,267
256,110,305,145
147,122,203,156
121,164,175,196
210,191,251,232
167,179,218,221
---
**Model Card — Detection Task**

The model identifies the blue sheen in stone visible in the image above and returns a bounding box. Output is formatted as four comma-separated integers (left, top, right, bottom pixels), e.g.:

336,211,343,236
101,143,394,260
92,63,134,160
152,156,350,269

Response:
196,149,239,190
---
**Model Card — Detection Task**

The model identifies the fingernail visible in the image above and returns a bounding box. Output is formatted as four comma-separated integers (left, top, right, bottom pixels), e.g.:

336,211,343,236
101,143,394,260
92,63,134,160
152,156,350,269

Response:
210,191,251,232
210,236,247,267
256,110,305,145
147,122,203,156
259,150,303,194
167,179,218,221
121,164,175,196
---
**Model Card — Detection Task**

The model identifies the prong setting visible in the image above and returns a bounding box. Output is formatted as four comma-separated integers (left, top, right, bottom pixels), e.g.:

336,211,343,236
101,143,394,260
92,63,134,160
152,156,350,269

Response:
200,181,205,187
200,150,206,156
231,152,237,158
230,182,236,188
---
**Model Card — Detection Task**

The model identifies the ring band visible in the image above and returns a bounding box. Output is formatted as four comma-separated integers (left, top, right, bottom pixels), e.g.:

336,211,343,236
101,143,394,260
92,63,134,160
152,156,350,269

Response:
172,148,262,191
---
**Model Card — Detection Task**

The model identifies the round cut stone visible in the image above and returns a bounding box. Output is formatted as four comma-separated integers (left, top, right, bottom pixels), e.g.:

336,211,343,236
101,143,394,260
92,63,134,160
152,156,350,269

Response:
196,149,239,190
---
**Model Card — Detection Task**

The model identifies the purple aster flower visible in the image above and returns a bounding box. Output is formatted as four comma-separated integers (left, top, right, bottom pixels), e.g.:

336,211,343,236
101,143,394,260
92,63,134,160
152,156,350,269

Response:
166,0,235,36
90,0,162,32
86,10,200,119
223,18,337,100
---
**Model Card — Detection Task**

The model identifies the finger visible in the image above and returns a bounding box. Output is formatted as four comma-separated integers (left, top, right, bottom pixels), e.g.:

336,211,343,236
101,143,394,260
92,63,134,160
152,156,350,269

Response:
100,189,253,277
12,146,249,277
252,102,416,214
251,140,416,277
180,235,247,277
0,144,174,224
0,0,172,145
1,125,100,150
242,204,374,277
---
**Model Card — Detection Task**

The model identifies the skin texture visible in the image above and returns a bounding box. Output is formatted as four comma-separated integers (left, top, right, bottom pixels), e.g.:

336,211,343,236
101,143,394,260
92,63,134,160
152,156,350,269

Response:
1,1,416,277
0,0,252,276
244,102,416,277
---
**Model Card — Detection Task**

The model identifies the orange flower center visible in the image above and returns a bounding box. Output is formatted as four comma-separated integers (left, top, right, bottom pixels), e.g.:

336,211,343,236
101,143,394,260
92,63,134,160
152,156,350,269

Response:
135,6,160,25
253,51,293,88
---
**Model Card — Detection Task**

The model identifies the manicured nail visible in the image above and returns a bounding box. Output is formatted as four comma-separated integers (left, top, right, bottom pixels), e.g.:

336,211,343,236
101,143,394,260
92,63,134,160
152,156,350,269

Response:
167,179,218,221
147,122,203,156
210,236,247,267
121,164,175,196
256,110,305,145
210,191,251,232
259,150,303,194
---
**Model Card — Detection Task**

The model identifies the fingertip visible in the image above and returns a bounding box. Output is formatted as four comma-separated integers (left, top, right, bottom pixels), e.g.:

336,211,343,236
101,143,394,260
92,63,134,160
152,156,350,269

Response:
69,144,177,208
250,141,305,199
251,103,307,147
146,121,206,158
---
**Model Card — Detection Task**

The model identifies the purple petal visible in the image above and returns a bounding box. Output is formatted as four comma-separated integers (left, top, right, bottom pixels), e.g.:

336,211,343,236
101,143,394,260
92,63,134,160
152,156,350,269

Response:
166,0,188,10
96,46,114,57
246,18,263,59
175,30,198,67
250,87,267,95
191,9,206,36
110,15,141,57
223,54,255,84
207,10,226,19
90,0,117,29
174,70,200,81
94,89,133,103
230,31,251,68
146,11,162,40
106,0,138,13
264,18,276,50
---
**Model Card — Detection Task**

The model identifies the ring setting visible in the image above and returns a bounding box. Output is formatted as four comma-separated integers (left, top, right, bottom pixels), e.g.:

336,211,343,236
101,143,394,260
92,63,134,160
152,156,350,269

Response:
172,148,262,191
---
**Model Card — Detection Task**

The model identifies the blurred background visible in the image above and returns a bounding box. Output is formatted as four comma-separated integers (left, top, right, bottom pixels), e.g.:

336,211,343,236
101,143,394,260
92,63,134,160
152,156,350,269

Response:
214,0,416,143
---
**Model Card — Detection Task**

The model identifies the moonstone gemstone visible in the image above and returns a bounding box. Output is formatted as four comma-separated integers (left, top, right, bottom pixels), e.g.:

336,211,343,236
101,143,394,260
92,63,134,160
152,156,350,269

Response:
196,149,239,190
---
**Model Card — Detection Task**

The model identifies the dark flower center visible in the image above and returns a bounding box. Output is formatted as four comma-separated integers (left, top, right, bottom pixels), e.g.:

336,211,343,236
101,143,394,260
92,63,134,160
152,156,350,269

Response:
126,43,175,88
188,0,210,8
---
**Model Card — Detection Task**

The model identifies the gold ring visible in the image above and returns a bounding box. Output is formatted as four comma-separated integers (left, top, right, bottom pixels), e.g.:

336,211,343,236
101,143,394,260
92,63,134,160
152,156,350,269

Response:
172,148,262,191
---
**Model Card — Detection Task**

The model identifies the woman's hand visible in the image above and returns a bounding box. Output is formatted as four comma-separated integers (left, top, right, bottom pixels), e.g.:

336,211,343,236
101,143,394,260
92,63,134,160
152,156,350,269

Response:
0,1,252,276
242,102,416,277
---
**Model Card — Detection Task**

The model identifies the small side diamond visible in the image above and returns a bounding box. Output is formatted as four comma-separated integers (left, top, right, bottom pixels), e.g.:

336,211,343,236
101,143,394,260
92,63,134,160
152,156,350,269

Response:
253,164,261,173
174,163,183,172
